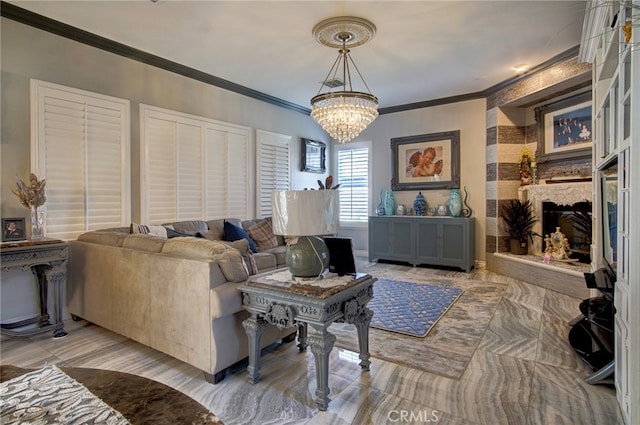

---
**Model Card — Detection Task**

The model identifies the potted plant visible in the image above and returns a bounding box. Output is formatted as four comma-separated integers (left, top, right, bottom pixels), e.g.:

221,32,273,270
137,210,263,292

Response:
501,199,539,255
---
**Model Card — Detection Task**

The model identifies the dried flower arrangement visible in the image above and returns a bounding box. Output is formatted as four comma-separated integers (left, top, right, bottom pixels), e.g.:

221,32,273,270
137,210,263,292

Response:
12,173,47,208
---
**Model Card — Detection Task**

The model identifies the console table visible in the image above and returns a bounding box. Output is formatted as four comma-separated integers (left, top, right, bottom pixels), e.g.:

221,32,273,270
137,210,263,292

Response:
0,238,68,338
239,271,376,411
369,215,475,272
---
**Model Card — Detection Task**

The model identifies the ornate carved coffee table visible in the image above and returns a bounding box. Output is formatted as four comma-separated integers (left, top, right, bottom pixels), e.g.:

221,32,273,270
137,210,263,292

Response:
239,271,376,411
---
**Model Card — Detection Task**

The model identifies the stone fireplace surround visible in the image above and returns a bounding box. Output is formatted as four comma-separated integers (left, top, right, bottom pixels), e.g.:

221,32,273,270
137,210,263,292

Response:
485,181,594,299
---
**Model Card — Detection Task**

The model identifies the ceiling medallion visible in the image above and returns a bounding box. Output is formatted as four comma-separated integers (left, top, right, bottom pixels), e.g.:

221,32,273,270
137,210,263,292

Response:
310,17,378,144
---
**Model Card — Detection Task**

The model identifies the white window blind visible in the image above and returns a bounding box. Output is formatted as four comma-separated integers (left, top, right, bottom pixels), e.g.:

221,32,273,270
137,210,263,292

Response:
336,144,370,223
31,80,131,240
140,105,250,224
256,130,291,218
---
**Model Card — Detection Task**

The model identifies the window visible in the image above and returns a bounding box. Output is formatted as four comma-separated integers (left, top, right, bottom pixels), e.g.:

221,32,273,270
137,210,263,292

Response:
31,80,131,240
140,105,251,223
335,142,371,224
256,130,291,218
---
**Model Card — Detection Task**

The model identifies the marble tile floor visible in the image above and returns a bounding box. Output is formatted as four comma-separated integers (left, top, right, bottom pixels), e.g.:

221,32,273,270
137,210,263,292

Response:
0,260,623,425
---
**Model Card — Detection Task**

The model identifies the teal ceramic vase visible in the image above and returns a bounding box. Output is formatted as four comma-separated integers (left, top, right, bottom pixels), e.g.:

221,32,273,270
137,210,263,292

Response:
413,192,427,216
376,190,386,216
449,188,462,217
384,191,395,216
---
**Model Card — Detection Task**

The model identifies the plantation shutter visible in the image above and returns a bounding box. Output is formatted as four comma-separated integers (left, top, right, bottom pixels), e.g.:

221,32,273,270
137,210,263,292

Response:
256,130,291,218
31,80,131,241
140,105,250,223
336,145,370,223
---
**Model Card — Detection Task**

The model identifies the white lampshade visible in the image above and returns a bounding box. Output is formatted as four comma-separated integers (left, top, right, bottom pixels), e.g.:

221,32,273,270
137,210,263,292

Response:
272,190,339,236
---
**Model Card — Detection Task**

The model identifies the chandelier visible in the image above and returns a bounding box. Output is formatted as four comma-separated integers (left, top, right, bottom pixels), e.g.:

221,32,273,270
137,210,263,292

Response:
310,17,378,143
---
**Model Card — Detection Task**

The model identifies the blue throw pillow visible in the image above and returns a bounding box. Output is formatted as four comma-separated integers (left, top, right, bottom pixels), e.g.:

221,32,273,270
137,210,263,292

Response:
223,220,258,253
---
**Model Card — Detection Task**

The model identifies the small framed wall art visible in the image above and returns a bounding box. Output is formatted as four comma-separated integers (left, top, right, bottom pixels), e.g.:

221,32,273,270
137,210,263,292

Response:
391,130,460,190
2,217,26,242
301,138,326,173
535,92,592,163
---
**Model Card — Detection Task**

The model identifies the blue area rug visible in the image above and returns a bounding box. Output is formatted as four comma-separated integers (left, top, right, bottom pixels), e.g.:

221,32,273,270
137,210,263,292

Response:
369,279,463,337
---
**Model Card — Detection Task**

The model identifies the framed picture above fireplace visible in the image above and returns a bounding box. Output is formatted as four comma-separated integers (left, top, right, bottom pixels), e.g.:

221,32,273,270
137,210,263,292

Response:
535,92,592,163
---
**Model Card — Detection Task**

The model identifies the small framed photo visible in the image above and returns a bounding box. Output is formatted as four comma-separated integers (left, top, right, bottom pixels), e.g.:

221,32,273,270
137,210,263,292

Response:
535,92,592,163
2,217,26,242
391,130,460,190
301,138,326,173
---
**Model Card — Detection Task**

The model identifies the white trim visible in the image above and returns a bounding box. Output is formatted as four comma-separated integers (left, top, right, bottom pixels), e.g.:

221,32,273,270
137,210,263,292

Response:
30,79,131,238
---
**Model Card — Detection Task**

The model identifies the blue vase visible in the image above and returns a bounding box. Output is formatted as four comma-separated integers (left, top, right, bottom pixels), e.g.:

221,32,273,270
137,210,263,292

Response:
449,188,462,217
413,192,427,216
376,190,386,216
384,191,395,216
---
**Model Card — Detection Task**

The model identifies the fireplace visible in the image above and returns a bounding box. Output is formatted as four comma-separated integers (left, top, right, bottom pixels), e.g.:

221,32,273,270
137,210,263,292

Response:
542,200,592,263
519,182,593,259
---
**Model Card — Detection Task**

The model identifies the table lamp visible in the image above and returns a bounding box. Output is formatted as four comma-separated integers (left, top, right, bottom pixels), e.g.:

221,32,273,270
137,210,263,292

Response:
272,190,339,279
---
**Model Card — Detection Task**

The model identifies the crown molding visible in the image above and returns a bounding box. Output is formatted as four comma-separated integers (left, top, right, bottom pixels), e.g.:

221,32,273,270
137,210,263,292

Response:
0,1,311,115
2,1,587,117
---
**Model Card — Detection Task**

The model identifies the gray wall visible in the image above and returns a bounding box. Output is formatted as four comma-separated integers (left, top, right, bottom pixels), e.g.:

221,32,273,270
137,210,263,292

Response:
2,17,489,262
1,17,329,223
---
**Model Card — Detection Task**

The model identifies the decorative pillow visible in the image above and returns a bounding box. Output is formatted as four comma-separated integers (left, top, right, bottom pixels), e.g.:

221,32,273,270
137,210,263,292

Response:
221,238,258,275
223,220,258,253
130,223,168,238
247,218,278,251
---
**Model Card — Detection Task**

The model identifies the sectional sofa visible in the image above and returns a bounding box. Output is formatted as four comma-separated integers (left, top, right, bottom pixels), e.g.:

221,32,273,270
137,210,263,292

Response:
67,217,293,383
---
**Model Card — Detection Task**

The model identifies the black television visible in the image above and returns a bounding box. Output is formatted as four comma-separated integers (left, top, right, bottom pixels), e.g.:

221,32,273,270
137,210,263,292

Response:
323,237,357,276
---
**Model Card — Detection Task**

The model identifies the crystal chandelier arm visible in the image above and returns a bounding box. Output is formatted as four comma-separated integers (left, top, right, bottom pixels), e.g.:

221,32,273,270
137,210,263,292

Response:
315,53,343,97
346,54,373,95
342,48,353,92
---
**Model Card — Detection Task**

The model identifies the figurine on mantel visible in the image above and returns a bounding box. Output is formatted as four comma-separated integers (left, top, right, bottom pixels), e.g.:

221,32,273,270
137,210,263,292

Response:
519,148,534,186
544,227,573,261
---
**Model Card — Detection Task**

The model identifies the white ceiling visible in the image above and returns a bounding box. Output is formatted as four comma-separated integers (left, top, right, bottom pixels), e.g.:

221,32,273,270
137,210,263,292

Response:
7,0,588,110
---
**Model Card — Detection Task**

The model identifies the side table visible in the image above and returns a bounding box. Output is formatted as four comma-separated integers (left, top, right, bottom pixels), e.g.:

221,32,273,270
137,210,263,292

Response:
0,238,69,338
239,271,376,411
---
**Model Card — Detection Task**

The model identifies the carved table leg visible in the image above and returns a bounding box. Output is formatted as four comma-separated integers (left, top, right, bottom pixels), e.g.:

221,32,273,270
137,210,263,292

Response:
242,314,267,384
46,265,68,338
32,265,52,328
354,306,373,371
308,324,336,411
297,322,308,352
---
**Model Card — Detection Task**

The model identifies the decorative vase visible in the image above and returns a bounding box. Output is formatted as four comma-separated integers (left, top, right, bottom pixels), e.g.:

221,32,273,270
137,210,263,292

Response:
376,190,386,216
384,191,395,216
461,186,473,217
449,188,462,217
413,192,427,216
30,205,45,239
437,204,449,216
510,239,527,255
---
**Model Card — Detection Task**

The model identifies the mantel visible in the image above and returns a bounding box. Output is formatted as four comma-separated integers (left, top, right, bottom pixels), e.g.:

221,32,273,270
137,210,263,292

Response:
519,182,593,206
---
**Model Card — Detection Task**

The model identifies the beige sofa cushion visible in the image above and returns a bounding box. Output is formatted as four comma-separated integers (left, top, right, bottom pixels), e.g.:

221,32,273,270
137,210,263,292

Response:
77,231,128,247
161,238,249,282
122,234,167,253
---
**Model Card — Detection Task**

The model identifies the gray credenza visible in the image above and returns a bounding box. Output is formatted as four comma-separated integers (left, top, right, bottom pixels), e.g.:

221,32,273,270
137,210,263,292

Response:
368,216,475,272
